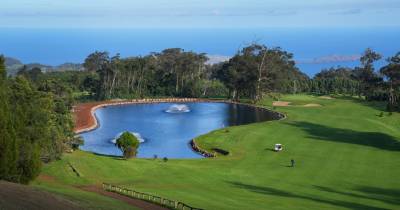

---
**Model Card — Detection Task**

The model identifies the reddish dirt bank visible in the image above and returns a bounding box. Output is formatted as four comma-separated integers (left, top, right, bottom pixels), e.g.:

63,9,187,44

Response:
0,181,81,210
73,101,104,133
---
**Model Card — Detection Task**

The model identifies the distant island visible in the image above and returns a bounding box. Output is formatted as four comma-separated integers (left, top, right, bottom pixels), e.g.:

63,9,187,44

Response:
296,54,361,64
4,56,84,75
4,54,231,75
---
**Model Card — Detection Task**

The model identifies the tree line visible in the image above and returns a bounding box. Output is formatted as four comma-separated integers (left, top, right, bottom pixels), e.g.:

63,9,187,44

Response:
308,48,400,111
78,45,400,110
81,49,216,99
12,45,400,110
60,46,308,101
0,56,76,184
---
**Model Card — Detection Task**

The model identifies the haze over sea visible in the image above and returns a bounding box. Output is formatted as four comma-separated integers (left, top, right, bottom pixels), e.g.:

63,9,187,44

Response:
1,27,399,76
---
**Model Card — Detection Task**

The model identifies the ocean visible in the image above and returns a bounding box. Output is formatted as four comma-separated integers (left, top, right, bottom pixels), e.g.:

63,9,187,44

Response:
0,27,399,76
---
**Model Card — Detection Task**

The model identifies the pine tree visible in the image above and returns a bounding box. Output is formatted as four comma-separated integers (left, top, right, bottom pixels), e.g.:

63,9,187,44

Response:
0,55,19,182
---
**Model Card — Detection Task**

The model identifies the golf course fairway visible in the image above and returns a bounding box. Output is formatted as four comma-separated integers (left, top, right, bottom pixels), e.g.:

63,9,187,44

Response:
33,95,400,210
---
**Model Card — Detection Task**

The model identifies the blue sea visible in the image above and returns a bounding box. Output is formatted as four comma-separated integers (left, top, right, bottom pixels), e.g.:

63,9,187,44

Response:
0,27,399,76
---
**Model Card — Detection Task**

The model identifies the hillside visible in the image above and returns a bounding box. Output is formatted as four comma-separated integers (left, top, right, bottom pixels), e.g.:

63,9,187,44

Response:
0,181,81,210
4,56,83,75
4,57,22,66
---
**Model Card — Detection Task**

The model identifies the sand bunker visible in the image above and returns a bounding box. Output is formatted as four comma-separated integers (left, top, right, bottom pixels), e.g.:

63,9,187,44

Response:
273,101,291,107
273,101,322,107
319,96,333,100
303,103,322,107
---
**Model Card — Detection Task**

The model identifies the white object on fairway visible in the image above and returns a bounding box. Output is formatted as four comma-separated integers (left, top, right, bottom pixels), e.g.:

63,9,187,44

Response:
274,144,283,152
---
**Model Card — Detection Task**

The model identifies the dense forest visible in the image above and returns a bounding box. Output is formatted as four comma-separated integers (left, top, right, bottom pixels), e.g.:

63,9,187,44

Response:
0,56,76,184
13,45,309,101
28,45,398,109
1,44,399,184
77,46,308,100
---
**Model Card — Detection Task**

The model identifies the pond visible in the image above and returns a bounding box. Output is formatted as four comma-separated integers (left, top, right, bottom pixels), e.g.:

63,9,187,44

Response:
80,102,280,158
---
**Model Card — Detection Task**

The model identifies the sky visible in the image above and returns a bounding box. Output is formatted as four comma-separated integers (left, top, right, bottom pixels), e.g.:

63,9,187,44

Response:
1,0,400,28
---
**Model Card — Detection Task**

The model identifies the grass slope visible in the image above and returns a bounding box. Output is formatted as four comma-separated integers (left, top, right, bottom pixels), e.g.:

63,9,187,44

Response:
0,181,81,210
34,95,400,210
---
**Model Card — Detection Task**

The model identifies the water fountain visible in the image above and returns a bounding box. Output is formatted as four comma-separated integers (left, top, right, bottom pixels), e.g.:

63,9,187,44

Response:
165,104,190,113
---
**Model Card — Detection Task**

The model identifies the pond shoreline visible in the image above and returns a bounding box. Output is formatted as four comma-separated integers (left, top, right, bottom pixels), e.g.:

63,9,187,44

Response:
73,98,229,134
189,104,287,158
73,98,286,157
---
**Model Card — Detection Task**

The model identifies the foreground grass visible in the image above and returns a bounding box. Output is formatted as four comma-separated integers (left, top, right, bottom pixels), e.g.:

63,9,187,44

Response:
34,95,400,210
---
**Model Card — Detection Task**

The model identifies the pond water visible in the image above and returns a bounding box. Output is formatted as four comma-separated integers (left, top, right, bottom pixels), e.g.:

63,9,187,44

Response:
80,102,279,158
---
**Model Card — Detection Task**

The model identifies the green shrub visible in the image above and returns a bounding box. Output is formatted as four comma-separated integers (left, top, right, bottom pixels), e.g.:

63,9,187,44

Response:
115,132,140,159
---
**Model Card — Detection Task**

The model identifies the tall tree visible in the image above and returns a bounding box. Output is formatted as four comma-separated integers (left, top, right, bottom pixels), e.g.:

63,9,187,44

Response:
380,52,400,111
0,56,18,182
355,48,382,99
215,44,306,101
83,51,109,72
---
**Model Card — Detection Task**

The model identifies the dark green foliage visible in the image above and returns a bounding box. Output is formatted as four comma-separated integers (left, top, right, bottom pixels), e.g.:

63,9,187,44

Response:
1,56,7,78
354,48,383,100
310,67,360,96
6,48,400,109
82,49,211,99
213,44,308,101
200,79,228,98
115,132,140,159
17,46,309,102
17,66,43,83
68,136,84,150
380,52,400,111
0,56,19,182
309,49,400,112
0,56,74,184
83,51,109,73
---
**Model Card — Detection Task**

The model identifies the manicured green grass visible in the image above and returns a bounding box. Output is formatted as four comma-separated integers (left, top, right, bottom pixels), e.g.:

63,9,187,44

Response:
34,95,400,210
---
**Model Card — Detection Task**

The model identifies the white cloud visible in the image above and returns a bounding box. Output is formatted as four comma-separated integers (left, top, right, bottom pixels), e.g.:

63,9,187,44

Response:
0,0,399,28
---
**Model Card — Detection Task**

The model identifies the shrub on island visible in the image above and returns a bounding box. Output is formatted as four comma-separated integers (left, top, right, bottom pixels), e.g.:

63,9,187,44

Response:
115,131,140,159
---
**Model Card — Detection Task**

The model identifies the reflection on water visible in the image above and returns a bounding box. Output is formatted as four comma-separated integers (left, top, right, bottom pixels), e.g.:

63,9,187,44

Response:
227,104,273,126
80,102,277,158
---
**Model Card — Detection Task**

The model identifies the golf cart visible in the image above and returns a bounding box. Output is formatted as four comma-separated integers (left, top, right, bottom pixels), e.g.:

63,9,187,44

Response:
274,144,283,152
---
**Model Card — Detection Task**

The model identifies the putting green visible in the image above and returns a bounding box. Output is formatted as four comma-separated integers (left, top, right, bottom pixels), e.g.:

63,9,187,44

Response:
34,95,400,210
